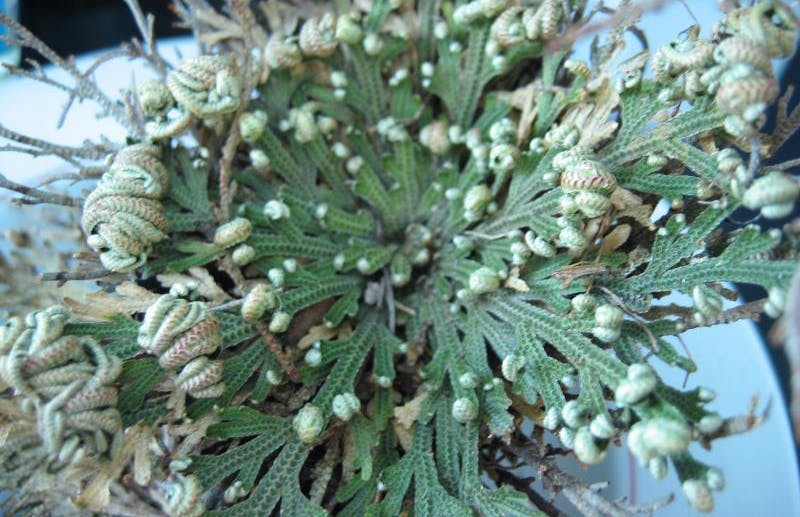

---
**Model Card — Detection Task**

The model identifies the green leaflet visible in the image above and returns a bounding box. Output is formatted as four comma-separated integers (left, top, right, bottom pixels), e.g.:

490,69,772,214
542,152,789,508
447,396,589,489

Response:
533,49,569,137
483,380,513,438
254,127,314,196
378,423,471,517
351,414,379,481
217,312,257,348
65,315,140,359
206,407,286,440
435,398,462,493
117,357,163,414
192,419,290,491
488,294,627,386
165,147,213,220
349,46,386,124
513,322,570,410
460,422,540,516
304,135,351,200
601,97,725,168
388,139,419,221
281,275,362,316
323,288,361,327
249,232,338,258
214,317,380,515
390,74,422,120
720,226,780,261
647,206,730,275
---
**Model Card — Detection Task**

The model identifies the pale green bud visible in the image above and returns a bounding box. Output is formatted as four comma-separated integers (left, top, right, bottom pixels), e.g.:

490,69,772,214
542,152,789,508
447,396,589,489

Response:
346,156,364,174
459,371,479,389
223,480,248,503
362,33,384,56
289,108,318,143
453,235,473,250
241,283,276,323
765,286,787,318
463,184,492,213
648,456,668,480
336,13,363,45
705,467,725,491
692,285,724,323
232,244,256,266
615,363,657,405
267,267,284,287
592,304,624,342
573,426,607,464
266,369,283,385
263,199,291,220
488,143,519,172
571,293,597,314
375,375,392,388
589,413,616,439
332,142,350,159
682,479,714,513
332,392,361,421
558,225,588,252
561,400,587,429
283,258,298,273
543,406,561,430
642,418,692,456
293,404,324,443
558,427,575,449
269,311,292,333
305,347,322,367
469,266,501,295
213,217,252,248
330,70,348,88
501,353,525,382
239,110,268,143
697,413,724,435
452,397,478,423
249,149,270,172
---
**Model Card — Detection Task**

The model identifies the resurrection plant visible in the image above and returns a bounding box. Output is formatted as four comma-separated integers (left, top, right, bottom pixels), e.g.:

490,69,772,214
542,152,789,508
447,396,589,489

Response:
2,0,800,515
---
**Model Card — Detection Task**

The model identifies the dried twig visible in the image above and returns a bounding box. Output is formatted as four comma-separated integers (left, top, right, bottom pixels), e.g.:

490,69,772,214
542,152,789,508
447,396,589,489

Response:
123,0,170,77
767,86,800,155
0,14,142,136
0,173,82,207
507,438,674,517
549,0,676,52
682,299,766,331
33,168,106,187
0,123,116,161
38,267,112,285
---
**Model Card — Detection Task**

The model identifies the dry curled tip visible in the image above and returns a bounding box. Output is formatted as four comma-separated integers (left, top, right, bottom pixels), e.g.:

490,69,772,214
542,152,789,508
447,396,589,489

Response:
81,144,170,272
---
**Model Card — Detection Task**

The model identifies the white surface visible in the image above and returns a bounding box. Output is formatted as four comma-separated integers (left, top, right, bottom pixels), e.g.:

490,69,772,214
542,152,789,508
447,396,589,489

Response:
0,11,798,517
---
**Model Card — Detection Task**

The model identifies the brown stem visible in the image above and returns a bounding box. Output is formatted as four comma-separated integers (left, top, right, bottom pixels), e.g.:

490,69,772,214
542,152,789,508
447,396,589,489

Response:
681,299,766,331
484,465,565,516
39,266,111,285
256,322,299,382
505,437,673,517
0,173,82,207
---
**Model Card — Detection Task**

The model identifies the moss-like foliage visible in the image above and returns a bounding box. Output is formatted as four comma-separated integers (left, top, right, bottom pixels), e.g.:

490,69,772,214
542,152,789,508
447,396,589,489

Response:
1,0,799,515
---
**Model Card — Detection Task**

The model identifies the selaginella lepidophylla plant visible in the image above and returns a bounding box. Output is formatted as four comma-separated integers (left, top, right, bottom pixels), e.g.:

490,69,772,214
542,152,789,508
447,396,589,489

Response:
1,0,799,515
